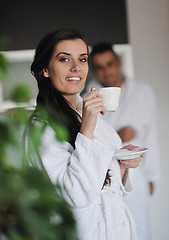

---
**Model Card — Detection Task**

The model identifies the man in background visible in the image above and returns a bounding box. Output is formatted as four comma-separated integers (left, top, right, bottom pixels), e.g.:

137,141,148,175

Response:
83,43,161,240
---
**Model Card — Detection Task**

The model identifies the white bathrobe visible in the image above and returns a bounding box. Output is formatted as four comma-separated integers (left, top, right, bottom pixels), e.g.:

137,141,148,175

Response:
24,95,137,240
84,78,161,240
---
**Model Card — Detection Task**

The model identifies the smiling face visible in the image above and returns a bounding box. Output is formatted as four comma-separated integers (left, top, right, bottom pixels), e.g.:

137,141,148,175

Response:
43,38,88,106
92,50,122,87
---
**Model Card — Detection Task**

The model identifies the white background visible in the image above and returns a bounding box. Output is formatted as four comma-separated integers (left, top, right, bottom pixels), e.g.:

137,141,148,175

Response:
126,0,169,239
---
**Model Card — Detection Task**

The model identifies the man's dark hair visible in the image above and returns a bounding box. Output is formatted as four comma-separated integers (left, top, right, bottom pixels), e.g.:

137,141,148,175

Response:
90,42,119,62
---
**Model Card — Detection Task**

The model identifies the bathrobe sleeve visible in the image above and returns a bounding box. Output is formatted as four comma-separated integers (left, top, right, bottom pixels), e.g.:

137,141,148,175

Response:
94,116,134,196
120,169,134,196
39,124,115,208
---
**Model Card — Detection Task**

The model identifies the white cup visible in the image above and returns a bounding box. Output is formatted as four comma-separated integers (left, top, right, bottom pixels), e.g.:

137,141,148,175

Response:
99,87,121,111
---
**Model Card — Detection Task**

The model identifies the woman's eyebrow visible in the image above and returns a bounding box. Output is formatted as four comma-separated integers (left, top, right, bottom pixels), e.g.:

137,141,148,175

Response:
56,52,71,57
80,53,88,56
56,52,88,57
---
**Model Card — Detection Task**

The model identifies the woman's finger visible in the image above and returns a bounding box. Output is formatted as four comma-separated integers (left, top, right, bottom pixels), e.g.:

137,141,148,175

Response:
84,95,103,107
84,88,101,101
121,144,139,151
84,102,105,115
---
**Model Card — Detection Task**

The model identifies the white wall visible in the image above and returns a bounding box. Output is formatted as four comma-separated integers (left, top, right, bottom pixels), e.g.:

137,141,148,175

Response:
0,50,37,101
126,0,169,239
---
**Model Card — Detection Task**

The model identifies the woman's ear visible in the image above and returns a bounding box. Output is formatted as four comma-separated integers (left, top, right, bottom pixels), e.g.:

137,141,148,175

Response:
43,68,49,78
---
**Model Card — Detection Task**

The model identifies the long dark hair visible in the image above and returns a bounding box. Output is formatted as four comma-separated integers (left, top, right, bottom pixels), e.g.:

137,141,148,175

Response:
31,28,88,147
31,27,111,188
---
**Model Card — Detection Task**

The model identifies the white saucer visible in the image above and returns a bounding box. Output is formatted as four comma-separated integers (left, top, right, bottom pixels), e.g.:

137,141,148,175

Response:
114,147,148,160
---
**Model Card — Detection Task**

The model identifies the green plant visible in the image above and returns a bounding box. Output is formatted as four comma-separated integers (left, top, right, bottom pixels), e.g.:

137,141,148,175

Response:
10,84,32,103
0,36,9,81
0,165,77,240
0,49,77,239
0,104,77,240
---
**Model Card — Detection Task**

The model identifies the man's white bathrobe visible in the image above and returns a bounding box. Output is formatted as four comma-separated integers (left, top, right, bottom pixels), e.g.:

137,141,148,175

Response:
24,96,137,240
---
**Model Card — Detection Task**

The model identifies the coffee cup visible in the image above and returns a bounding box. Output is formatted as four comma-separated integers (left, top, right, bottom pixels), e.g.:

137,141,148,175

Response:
99,87,121,111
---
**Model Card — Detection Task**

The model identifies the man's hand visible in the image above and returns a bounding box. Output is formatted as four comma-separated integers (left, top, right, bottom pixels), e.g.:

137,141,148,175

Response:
149,182,155,195
118,126,135,142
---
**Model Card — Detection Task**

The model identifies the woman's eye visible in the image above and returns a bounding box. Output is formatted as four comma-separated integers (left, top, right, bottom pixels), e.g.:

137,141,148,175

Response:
80,58,87,62
59,58,69,62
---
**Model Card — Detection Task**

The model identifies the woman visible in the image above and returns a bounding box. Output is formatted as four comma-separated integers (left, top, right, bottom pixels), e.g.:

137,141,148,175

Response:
24,28,142,240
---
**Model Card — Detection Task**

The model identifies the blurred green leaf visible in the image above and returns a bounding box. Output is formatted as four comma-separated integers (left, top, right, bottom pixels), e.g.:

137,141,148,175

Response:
5,107,30,126
0,36,9,81
0,36,10,51
0,53,8,81
10,84,32,103
29,120,46,154
50,120,69,142
0,122,17,160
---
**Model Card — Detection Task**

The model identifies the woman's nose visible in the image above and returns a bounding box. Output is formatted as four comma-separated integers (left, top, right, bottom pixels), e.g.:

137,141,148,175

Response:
70,60,81,72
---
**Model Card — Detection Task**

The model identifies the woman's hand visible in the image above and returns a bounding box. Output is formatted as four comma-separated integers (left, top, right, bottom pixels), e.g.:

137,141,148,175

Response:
119,144,143,169
119,144,143,180
80,88,105,139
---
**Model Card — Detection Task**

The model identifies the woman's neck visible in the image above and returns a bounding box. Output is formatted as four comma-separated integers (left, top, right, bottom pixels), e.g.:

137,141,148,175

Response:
63,94,77,110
